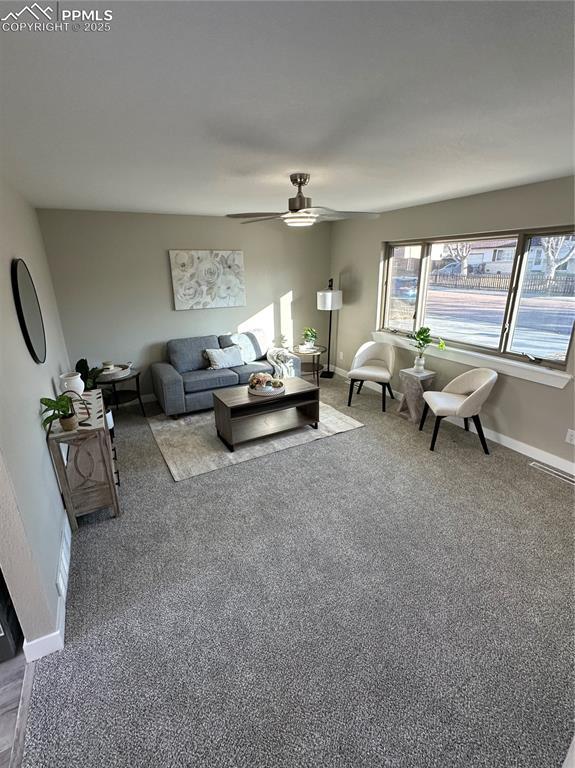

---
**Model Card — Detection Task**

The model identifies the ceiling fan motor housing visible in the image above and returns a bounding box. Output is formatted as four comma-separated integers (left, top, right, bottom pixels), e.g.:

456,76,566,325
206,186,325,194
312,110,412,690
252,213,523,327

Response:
288,172,312,211
288,193,312,212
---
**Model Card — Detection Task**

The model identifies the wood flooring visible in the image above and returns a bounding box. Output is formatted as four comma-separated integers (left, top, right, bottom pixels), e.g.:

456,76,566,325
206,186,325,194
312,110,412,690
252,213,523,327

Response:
0,654,25,768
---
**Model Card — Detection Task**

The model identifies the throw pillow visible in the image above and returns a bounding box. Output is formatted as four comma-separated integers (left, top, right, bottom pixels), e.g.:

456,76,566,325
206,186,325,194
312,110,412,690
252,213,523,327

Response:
204,345,244,369
229,332,258,363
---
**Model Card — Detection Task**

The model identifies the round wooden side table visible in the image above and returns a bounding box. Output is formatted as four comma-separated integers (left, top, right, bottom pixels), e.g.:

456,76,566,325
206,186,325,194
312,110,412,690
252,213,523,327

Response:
290,345,327,386
96,369,146,417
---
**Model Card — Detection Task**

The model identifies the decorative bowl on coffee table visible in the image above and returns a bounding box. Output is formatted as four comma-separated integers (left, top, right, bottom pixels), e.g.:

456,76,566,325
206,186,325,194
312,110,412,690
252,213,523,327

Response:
247,372,285,396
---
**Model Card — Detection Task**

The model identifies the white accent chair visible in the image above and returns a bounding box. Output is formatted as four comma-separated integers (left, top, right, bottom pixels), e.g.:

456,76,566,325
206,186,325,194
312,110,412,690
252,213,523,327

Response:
419,368,498,453
347,342,395,412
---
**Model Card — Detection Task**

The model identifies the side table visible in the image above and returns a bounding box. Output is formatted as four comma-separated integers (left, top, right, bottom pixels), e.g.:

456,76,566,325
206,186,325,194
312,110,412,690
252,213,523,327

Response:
397,367,436,423
290,345,327,387
96,369,146,417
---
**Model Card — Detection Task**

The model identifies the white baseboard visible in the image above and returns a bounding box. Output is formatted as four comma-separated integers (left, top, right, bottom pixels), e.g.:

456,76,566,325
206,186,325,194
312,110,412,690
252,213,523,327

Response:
23,592,66,661
443,415,575,476
23,519,70,662
332,368,574,476
562,737,574,768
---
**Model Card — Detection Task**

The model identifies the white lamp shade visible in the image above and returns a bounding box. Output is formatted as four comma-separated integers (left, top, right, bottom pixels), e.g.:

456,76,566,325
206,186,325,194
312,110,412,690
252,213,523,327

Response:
317,289,343,311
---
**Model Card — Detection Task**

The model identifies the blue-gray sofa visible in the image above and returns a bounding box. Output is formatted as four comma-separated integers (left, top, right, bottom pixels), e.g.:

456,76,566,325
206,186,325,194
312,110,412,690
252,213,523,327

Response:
151,332,301,415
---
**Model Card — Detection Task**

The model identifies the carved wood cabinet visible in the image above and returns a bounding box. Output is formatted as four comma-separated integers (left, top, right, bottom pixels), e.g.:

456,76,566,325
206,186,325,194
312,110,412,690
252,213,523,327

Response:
47,390,120,531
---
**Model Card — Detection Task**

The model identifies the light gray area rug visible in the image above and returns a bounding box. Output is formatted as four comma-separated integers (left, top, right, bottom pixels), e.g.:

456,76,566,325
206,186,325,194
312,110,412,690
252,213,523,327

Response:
148,402,363,480
22,379,574,767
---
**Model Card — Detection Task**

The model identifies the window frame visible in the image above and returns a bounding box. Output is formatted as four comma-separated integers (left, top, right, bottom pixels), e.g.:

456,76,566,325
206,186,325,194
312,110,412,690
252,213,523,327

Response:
380,226,575,370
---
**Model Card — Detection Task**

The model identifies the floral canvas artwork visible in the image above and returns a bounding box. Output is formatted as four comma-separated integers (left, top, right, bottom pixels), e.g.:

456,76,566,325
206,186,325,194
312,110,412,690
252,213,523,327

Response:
169,250,246,310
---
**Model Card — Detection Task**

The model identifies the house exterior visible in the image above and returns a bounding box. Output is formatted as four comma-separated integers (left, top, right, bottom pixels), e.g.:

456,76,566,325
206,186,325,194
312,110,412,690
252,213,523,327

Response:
434,236,575,275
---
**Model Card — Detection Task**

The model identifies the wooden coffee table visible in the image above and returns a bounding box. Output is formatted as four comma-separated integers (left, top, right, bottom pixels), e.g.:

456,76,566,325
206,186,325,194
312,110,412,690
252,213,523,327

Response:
213,377,320,451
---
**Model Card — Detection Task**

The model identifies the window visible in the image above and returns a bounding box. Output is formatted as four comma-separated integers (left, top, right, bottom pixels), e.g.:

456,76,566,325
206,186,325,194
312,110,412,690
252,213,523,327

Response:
425,237,517,349
385,244,421,331
509,234,575,362
382,229,575,367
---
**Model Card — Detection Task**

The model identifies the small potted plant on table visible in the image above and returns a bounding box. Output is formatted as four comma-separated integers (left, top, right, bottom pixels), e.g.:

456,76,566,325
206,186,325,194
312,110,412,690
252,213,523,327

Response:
40,394,79,432
407,326,446,371
301,327,318,351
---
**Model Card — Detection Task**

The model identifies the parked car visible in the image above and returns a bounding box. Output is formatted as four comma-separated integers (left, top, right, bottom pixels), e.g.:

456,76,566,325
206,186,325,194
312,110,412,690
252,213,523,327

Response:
431,261,461,276
392,275,418,298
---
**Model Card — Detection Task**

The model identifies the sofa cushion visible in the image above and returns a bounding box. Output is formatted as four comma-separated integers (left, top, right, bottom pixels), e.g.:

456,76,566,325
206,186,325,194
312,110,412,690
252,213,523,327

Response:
229,361,274,384
205,345,244,369
168,335,219,373
219,330,269,361
181,368,239,393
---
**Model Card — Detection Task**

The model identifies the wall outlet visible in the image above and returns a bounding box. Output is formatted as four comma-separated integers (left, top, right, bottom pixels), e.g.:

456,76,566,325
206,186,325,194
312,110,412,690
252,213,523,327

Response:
566,429,575,446
338,351,344,361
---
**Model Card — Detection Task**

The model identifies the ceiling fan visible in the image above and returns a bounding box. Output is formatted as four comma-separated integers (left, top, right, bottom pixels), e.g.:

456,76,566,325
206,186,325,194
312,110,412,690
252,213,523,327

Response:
227,172,379,227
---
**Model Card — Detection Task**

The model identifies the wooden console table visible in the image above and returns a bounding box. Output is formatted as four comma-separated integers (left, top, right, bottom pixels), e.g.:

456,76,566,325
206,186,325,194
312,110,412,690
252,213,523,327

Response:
47,390,120,531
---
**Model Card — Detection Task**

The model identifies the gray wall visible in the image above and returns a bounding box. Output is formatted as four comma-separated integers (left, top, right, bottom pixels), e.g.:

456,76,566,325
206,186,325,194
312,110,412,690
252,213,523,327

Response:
330,176,575,464
38,211,332,392
0,178,70,641
36,178,574,467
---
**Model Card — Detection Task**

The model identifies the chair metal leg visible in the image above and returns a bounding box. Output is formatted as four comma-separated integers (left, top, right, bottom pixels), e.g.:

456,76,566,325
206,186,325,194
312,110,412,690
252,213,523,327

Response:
381,383,386,412
464,418,469,432
386,382,394,399
430,416,443,451
347,379,356,407
357,381,364,394
419,403,429,431
472,414,490,455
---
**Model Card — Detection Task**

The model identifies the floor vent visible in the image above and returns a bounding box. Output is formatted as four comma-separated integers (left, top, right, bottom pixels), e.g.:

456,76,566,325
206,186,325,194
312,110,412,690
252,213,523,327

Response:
529,461,575,486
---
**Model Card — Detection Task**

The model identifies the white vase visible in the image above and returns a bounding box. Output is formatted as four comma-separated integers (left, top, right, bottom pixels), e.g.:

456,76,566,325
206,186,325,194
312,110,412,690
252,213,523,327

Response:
414,355,425,372
60,371,85,396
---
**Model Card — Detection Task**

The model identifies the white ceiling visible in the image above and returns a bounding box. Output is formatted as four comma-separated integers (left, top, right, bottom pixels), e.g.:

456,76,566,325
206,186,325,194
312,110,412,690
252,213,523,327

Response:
1,1,573,215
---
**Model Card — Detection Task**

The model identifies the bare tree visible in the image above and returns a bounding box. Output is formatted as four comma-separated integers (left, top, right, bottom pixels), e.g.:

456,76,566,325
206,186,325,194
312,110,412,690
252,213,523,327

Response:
541,236,575,280
444,241,471,277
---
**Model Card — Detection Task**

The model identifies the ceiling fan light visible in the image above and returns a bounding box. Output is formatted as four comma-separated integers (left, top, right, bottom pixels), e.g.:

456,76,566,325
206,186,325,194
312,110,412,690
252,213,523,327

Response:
283,213,317,228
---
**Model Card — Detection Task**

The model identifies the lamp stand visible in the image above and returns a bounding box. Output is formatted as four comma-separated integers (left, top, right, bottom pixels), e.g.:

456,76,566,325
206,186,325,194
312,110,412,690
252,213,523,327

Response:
320,278,336,379
321,306,335,378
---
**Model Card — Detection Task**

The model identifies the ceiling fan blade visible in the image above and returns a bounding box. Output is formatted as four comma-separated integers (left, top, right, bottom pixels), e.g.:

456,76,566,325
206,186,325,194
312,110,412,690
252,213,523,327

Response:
240,214,287,224
303,207,380,221
227,212,281,219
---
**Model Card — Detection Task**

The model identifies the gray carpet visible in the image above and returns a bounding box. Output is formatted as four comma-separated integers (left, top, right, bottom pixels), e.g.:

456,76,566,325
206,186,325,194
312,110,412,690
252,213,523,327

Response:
147,402,363,481
22,378,574,767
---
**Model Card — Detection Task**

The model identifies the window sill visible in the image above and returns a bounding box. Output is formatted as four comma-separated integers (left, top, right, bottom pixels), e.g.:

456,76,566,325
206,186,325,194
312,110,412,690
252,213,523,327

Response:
372,330,573,390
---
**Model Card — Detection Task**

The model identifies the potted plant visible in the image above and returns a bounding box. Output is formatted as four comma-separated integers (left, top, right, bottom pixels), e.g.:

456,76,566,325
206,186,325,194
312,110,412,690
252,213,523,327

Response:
75,358,103,391
40,394,79,432
407,326,446,371
302,327,318,350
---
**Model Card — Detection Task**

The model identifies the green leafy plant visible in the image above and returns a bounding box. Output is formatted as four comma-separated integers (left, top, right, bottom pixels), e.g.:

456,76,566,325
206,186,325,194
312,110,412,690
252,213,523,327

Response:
302,327,318,343
75,358,103,391
40,394,76,430
407,326,446,355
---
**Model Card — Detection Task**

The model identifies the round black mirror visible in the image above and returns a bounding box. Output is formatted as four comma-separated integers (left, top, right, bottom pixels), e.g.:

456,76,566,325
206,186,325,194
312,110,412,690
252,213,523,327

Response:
11,259,46,364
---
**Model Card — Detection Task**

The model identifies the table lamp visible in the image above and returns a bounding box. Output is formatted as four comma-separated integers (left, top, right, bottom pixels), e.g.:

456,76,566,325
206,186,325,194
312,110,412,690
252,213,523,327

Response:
317,278,343,378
